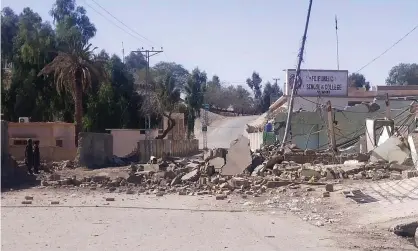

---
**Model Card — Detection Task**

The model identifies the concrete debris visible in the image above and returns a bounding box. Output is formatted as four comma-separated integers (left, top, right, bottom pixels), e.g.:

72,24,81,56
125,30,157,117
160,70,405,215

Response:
216,194,227,200
50,201,60,205
32,132,418,209
390,221,418,237
370,136,411,165
222,135,252,176
407,132,418,169
105,197,115,201
21,201,32,205
325,184,334,192
24,196,34,200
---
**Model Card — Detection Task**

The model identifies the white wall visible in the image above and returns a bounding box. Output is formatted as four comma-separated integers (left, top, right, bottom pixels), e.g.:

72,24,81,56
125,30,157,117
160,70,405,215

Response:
110,129,159,157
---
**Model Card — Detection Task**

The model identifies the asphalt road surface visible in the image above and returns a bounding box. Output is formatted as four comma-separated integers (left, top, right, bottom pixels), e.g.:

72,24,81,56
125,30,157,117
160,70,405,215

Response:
196,115,259,149
1,190,349,251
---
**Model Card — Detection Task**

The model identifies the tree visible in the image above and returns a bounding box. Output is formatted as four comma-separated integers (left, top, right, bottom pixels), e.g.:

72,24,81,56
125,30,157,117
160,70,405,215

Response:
386,63,418,86
348,73,369,90
153,62,189,88
38,40,107,145
207,75,221,88
261,81,283,112
246,71,263,113
137,73,181,139
50,0,96,44
124,50,147,72
184,68,207,138
1,7,19,66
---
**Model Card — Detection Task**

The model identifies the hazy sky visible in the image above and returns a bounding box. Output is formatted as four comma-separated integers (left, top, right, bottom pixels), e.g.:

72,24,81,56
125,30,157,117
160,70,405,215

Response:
2,0,418,89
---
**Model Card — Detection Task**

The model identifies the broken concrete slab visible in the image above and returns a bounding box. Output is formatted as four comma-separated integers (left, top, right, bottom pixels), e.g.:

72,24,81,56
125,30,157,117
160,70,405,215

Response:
228,177,250,188
370,136,411,165
407,132,418,169
265,180,291,188
221,135,252,176
390,221,418,237
209,157,225,171
181,169,200,182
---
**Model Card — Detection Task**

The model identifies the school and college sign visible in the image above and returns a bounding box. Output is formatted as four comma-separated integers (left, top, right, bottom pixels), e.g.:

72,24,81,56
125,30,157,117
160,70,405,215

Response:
285,69,348,97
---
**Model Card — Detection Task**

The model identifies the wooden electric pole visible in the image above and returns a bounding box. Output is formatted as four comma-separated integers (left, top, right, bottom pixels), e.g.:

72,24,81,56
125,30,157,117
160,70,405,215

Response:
132,47,163,159
326,100,337,153
281,0,313,148
273,78,280,85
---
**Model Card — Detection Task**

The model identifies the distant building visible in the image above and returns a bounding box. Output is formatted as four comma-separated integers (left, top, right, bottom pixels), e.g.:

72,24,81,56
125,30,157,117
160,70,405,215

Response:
8,120,76,161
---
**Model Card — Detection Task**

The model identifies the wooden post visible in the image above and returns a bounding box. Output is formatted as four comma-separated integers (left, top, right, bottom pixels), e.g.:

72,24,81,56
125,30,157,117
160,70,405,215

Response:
326,101,337,153
385,93,390,120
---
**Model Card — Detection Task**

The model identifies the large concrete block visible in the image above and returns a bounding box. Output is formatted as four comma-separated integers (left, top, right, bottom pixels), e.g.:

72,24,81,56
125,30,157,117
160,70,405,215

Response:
408,132,418,169
370,136,410,165
75,132,113,168
221,135,252,176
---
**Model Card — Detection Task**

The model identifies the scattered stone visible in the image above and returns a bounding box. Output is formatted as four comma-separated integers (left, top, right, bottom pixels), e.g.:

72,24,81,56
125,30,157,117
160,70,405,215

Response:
390,221,418,237
306,187,315,192
389,172,402,180
108,187,116,192
105,197,115,201
181,169,200,182
126,189,135,195
402,170,418,179
228,177,250,188
266,180,291,188
216,194,227,200
325,184,334,192
156,191,165,197
322,191,330,198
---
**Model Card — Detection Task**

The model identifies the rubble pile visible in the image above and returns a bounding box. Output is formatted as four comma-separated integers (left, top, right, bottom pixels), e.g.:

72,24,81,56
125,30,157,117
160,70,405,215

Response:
39,143,417,197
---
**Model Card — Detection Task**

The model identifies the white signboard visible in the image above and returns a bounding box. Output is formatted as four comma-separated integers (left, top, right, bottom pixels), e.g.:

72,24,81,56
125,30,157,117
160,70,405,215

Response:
285,69,348,97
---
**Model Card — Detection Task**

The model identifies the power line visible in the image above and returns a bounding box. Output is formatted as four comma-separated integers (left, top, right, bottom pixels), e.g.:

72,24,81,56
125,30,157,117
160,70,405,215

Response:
355,24,418,73
82,0,150,45
89,0,159,46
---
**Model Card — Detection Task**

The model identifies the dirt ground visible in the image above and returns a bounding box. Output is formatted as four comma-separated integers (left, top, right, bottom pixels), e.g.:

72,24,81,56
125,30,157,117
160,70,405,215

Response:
2,165,417,250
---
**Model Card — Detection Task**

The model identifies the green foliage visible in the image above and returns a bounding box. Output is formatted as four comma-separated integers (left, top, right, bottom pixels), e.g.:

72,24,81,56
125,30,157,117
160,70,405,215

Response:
386,63,418,86
348,73,370,90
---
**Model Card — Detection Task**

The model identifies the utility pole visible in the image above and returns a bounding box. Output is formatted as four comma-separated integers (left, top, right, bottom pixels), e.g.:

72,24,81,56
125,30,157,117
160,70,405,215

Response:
122,42,125,64
281,0,313,148
133,47,164,159
335,15,340,70
273,78,280,85
326,101,337,153
385,93,391,120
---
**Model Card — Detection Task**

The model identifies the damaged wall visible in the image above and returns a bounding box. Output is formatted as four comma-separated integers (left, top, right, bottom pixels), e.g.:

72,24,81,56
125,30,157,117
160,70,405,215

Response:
273,100,415,150
75,132,113,168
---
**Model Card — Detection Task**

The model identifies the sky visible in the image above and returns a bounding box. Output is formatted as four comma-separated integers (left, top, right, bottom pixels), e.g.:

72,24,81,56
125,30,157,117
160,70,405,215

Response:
2,0,418,90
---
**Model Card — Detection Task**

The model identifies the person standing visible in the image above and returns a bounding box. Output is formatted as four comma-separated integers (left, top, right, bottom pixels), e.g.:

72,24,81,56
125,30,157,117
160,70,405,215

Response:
25,139,34,175
33,141,40,174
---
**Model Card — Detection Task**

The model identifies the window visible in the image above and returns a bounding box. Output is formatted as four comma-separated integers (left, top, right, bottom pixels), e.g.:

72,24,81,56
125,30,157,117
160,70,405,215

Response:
13,140,27,146
12,139,39,145
56,139,63,147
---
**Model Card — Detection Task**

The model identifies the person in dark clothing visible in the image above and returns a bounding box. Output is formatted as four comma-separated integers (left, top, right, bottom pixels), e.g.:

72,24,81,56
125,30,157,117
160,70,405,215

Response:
25,139,34,174
33,141,40,174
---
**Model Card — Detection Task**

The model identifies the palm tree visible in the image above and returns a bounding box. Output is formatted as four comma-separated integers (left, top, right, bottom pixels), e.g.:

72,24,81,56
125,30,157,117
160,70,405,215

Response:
38,40,106,145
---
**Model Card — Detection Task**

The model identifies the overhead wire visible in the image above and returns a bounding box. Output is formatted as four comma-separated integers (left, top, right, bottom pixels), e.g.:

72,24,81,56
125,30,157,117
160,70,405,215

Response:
355,24,418,73
82,0,154,46
88,0,160,47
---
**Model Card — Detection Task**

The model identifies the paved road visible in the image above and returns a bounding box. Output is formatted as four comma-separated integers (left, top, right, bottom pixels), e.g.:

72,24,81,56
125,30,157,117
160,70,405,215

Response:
196,115,258,149
1,190,348,251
